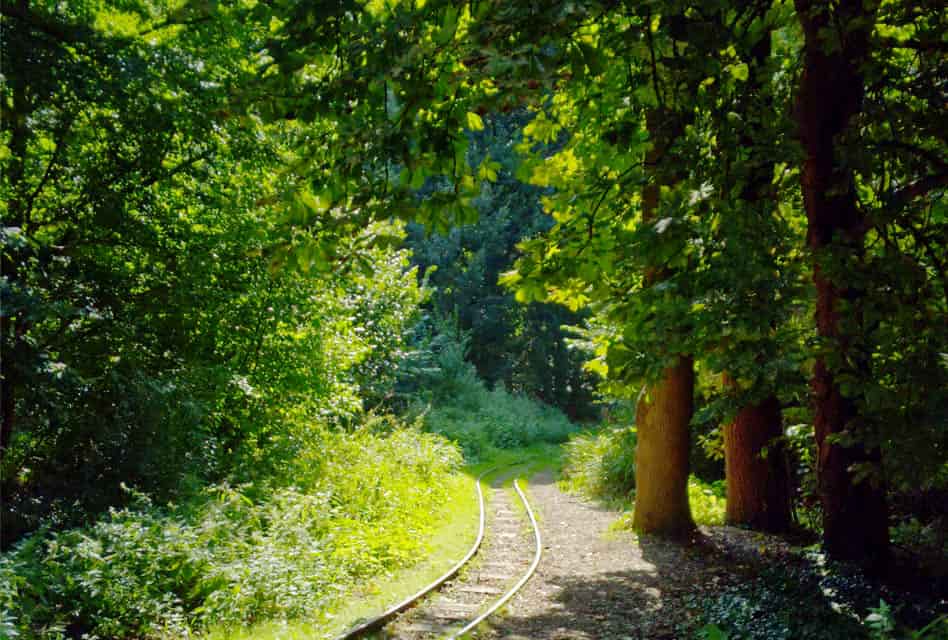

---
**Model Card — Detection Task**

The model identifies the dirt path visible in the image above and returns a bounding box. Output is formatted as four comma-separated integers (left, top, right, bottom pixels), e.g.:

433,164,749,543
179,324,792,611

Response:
478,470,745,640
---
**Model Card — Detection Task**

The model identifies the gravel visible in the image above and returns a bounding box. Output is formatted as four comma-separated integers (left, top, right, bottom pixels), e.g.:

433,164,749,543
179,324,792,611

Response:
477,470,746,640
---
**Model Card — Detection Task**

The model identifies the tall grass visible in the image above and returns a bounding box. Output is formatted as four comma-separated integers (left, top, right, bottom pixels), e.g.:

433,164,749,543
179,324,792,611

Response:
0,423,462,639
560,427,637,506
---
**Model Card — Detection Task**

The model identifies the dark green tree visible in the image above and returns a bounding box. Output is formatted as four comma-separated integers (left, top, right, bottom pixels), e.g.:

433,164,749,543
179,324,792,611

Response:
406,112,597,418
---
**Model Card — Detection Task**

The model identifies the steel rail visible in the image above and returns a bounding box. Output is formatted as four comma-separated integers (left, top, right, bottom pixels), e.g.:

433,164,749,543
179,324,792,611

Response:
335,466,496,640
447,477,542,639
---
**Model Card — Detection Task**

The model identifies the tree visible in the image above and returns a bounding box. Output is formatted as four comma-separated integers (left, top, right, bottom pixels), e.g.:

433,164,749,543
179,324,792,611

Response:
793,0,889,568
346,0,945,556
0,1,427,542
2,0,272,532
629,106,696,536
491,8,709,537
792,0,947,568
494,5,799,538
405,112,597,419
687,5,799,533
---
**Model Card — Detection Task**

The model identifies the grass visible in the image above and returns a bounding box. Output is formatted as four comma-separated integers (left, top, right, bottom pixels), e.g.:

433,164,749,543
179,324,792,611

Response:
203,472,481,640
483,444,561,528
558,426,637,509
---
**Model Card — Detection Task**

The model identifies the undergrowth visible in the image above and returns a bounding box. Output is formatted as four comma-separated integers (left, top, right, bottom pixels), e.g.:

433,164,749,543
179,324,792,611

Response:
559,425,727,525
411,334,578,460
693,561,948,640
560,426,637,506
0,423,462,639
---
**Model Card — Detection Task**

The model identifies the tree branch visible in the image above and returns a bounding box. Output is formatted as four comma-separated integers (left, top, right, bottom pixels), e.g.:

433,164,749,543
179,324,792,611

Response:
886,172,948,211
23,115,75,225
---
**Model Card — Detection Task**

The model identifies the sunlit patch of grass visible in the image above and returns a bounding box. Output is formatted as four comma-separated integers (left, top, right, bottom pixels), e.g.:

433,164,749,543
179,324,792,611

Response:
326,473,480,638
492,445,561,526
605,476,727,537
203,472,479,640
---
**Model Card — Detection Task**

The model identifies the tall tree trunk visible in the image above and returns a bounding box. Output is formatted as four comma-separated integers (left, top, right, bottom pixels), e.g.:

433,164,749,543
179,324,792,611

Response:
631,108,695,538
723,377,792,532
794,0,889,569
721,29,792,534
634,355,695,536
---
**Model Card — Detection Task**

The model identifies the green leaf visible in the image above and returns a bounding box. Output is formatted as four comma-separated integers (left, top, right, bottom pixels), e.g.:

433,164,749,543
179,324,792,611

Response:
578,42,604,76
727,62,749,82
435,6,459,45
466,111,485,131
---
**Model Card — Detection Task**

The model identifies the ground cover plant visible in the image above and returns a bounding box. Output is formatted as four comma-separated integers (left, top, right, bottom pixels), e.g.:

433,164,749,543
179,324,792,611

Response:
0,424,463,638
695,561,948,640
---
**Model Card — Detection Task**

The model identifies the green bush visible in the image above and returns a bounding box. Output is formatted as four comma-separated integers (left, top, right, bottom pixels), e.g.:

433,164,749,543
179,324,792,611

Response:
0,423,462,639
423,379,578,459
689,477,727,526
560,426,637,503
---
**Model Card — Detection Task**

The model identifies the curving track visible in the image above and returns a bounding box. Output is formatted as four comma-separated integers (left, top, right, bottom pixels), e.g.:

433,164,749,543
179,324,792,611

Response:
337,468,541,639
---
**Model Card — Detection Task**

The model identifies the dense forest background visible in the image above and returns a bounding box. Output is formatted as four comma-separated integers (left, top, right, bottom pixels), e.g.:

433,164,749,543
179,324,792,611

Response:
1,0,946,638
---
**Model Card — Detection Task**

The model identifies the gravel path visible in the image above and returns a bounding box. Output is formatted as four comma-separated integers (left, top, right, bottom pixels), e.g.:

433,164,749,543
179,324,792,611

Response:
478,470,745,640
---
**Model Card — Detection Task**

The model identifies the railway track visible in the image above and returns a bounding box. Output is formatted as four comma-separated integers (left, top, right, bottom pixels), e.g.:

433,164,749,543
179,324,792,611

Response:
337,468,542,639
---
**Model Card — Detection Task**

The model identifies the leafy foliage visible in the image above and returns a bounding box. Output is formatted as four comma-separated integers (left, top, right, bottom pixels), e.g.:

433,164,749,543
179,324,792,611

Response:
0,423,461,638
405,111,598,419
403,324,578,460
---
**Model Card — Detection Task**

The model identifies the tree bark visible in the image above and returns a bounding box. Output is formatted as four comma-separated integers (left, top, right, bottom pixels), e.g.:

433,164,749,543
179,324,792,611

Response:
631,108,695,538
723,377,792,532
633,355,695,537
720,28,792,534
794,0,889,569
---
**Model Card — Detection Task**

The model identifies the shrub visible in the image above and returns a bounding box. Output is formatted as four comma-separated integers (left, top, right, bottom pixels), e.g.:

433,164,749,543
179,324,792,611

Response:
0,423,462,639
560,427,637,503
689,477,727,526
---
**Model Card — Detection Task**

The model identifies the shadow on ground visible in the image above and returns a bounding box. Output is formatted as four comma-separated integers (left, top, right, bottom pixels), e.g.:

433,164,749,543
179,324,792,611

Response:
486,533,738,639
486,532,873,640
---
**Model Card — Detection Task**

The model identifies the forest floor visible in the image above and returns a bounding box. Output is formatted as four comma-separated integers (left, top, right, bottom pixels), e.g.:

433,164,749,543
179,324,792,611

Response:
476,469,794,640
